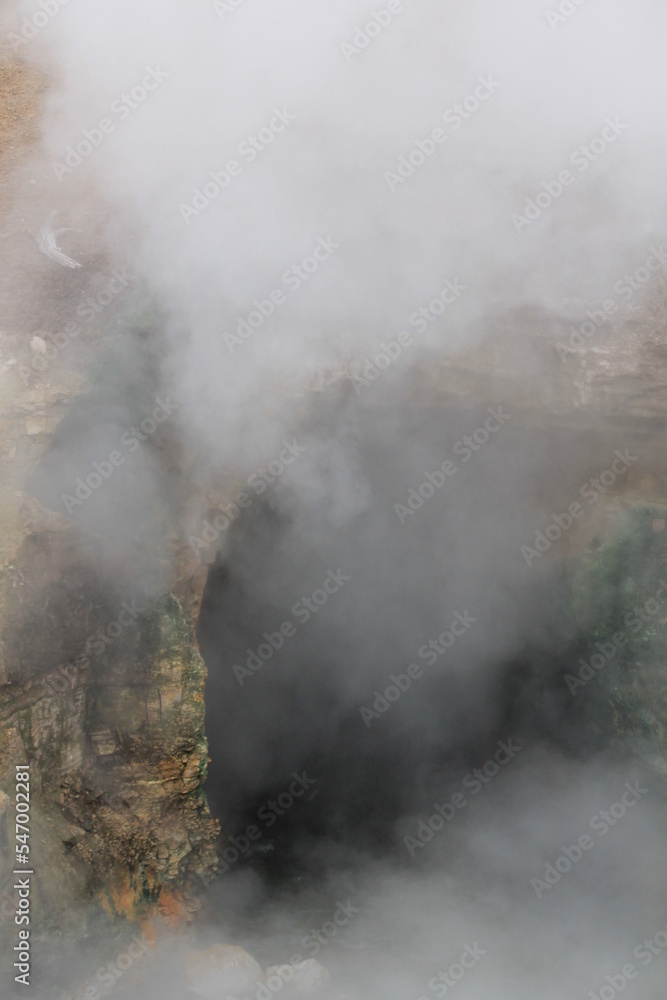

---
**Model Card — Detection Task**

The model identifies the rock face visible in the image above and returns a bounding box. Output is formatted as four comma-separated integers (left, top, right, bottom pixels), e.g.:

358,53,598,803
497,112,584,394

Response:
568,505,667,776
0,493,220,927
0,53,221,921
2,308,667,931
185,947,331,1000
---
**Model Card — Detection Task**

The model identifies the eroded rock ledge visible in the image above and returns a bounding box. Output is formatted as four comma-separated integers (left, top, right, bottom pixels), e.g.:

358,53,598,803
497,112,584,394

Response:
0,495,219,930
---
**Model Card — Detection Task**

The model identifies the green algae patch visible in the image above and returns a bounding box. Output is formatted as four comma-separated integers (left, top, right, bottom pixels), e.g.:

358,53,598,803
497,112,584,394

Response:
569,506,667,774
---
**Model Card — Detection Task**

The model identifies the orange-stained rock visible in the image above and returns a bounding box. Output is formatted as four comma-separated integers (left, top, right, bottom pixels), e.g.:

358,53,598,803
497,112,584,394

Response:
139,918,158,949
158,887,197,927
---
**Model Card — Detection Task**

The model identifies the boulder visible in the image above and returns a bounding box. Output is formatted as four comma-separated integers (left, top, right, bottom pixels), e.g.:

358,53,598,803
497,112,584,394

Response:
264,959,331,996
186,943,262,999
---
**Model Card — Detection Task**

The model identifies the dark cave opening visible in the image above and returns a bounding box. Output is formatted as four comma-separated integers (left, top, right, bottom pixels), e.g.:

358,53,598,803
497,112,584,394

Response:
196,390,616,874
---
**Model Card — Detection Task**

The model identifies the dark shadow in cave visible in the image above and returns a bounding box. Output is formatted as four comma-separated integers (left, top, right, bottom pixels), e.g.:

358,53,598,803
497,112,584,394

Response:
197,387,617,873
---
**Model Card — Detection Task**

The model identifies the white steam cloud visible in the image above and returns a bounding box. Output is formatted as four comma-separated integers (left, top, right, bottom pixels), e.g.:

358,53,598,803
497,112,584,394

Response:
5,1,667,998
18,0,667,471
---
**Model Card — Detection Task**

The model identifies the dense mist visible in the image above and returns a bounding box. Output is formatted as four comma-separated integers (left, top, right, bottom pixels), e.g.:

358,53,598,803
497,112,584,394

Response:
3,0,667,997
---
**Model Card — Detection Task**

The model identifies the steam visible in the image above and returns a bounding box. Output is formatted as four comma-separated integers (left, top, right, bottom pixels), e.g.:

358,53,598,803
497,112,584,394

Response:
5,0,667,997
15,0,667,469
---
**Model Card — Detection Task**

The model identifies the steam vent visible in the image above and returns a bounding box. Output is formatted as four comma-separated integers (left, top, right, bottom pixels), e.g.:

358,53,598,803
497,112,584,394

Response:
1,5,667,999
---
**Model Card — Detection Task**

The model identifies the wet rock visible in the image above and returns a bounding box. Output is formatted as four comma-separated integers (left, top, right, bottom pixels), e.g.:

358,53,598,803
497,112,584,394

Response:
60,823,86,845
186,943,262,999
569,504,667,773
265,959,332,996
90,726,118,757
